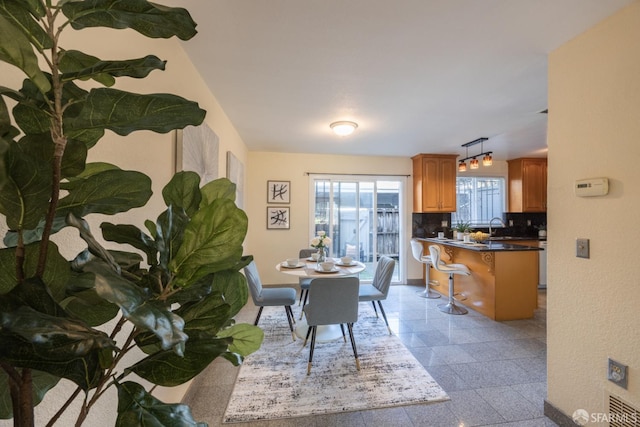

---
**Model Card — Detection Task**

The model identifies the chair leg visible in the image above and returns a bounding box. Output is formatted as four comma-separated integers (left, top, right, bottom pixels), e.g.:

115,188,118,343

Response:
376,301,393,335
437,274,468,315
307,326,317,375
299,291,309,320
347,323,360,371
303,326,312,346
298,288,307,306
254,306,264,326
284,306,296,341
417,262,441,299
371,301,378,317
339,324,346,342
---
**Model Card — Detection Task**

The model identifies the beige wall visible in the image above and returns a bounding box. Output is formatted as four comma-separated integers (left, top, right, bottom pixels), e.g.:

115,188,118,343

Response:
0,26,248,426
547,1,640,421
244,151,415,285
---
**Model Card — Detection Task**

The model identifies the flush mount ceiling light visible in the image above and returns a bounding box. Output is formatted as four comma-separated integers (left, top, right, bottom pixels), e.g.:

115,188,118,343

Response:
330,121,358,136
458,137,492,172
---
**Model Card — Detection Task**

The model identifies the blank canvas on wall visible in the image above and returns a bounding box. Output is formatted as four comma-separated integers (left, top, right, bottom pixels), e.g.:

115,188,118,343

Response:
226,151,244,209
175,123,219,185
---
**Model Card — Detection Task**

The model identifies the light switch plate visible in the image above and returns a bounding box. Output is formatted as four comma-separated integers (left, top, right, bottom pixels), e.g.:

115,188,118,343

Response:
576,238,590,258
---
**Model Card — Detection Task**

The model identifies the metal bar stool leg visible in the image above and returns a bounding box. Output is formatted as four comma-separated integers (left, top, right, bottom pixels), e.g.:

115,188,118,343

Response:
417,260,441,299
437,273,468,315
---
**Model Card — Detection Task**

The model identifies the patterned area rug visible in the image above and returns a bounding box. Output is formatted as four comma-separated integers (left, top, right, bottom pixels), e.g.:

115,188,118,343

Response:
223,304,449,423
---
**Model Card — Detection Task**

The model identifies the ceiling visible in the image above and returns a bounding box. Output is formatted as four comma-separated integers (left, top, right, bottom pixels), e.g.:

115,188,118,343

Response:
173,0,632,161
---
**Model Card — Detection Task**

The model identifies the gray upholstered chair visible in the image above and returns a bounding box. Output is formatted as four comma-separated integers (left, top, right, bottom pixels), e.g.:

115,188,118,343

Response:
244,261,297,340
410,239,441,299
298,248,314,314
358,255,395,334
428,245,471,315
303,277,360,375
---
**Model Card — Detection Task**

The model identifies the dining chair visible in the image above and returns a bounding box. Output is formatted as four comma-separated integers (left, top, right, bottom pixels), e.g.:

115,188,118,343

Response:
244,260,297,341
302,277,360,375
358,255,395,335
297,248,314,314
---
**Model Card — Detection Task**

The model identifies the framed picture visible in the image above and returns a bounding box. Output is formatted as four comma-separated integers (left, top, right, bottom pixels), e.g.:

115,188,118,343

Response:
267,206,290,229
267,180,290,204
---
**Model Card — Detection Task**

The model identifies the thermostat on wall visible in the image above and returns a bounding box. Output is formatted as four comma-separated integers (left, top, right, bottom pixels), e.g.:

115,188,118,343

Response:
575,177,609,197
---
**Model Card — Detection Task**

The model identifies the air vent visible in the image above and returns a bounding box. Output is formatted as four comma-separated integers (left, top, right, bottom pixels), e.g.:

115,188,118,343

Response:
609,394,640,427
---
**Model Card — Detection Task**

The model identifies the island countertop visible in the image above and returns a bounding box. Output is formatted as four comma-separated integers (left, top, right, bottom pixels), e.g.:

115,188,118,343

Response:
417,237,542,252
415,238,540,320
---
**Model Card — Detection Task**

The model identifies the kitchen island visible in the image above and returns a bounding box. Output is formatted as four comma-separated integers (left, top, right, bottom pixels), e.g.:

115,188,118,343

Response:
417,238,542,320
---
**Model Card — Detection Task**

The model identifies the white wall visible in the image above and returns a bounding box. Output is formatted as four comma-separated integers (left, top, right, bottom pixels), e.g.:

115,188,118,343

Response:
547,1,640,421
0,25,248,426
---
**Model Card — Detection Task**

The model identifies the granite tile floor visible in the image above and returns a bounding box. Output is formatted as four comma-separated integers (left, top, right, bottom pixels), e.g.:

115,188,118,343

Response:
183,284,557,427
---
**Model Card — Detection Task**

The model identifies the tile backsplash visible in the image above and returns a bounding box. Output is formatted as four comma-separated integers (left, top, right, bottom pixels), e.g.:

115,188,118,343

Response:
412,212,546,238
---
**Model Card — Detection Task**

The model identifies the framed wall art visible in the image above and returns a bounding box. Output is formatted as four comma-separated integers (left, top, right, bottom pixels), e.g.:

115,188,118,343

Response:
267,180,290,204
267,206,290,230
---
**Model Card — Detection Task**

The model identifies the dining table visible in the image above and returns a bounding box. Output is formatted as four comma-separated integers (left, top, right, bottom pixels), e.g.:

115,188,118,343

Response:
276,257,366,342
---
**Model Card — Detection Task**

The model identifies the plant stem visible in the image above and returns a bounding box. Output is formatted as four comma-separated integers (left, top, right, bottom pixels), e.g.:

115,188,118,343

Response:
45,387,81,427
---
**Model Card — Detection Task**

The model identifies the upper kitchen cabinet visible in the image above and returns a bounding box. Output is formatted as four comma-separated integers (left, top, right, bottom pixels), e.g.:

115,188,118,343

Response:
507,158,547,212
412,154,457,212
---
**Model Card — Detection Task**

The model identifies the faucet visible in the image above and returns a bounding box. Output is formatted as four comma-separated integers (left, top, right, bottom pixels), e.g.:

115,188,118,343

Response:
489,217,506,238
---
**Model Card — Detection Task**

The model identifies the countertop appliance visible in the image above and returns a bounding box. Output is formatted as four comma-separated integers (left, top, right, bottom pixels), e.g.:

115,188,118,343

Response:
538,240,547,289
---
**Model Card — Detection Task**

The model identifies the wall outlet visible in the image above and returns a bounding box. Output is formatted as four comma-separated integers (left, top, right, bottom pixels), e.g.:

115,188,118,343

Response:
576,238,590,258
527,220,531,226
608,358,628,389
441,220,448,227
508,219,514,227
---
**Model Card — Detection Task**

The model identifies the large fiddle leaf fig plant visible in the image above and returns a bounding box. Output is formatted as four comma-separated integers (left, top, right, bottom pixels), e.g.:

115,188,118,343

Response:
0,1,263,426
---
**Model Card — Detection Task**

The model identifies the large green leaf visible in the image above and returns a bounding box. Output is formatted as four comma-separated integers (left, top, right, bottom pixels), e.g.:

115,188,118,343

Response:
0,306,114,390
62,0,198,41
176,291,231,337
60,288,120,327
115,381,206,427
0,15,50,93
0,0,52,52
0,138,52,230
162,171,201,217
0,242,71,301
170,199,248,287
200,178,237,208
210,270,248,318
84,260,188,355
129,334,232,387
0,369,60,420
218,323,264,358
61,52,166,85
66,88,206,136
100,223,157,266
154,206,189,271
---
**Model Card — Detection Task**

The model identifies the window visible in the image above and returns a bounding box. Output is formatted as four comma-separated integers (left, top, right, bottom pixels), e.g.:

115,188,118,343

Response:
452,177,505,227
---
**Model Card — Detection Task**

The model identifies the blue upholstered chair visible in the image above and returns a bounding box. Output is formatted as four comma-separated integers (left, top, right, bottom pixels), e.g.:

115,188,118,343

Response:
244,261,297,340
303,277,360,375
358,255,395,335
297,248,314,314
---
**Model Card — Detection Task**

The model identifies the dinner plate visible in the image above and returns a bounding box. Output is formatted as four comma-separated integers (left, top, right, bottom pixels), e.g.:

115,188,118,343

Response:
314,267,339,273
281,262,305,269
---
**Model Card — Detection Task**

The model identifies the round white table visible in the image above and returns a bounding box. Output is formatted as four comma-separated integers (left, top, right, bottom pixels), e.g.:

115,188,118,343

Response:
276,258,366,341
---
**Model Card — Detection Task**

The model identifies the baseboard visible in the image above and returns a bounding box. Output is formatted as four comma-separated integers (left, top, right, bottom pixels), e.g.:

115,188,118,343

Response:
406,278,424,286
544,399,577,426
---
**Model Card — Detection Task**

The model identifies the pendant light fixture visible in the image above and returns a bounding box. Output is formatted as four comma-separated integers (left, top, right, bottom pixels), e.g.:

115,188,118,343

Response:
458,137,492,171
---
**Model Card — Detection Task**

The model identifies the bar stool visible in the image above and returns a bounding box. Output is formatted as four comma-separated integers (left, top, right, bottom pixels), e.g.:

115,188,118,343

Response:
428,245,470,315
410,239,440,299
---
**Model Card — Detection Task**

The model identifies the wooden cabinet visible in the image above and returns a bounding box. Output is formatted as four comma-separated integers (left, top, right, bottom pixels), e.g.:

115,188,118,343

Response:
507,158,547,212
412,154,457,212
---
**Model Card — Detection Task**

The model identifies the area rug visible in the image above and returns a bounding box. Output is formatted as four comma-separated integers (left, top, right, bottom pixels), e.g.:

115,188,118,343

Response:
222,304,449,423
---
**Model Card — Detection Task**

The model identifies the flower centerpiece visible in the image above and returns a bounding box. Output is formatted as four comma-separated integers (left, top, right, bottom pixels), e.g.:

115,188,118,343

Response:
310,231,332,262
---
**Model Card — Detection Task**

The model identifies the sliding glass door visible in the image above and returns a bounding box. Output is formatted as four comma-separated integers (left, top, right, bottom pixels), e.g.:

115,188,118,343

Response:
310,175,404,283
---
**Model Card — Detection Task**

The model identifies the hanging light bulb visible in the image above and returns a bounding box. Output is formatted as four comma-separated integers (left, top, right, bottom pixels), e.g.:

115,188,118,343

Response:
482,153,493,166
470,158,479,169
458,161,467,172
